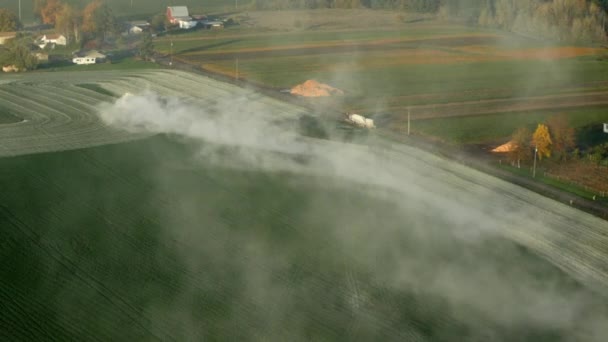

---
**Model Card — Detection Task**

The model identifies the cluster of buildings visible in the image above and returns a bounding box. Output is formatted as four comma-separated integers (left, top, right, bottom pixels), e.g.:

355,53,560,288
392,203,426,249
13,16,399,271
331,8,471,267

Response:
0,5,225,69
166,6,224,30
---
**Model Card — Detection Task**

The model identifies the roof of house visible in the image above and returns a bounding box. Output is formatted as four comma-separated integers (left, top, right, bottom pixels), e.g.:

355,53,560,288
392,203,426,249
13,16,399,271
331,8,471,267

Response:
0,32,16,38
44,34,65,40
168,6,189,17
74,50,106,59
129,20,150,27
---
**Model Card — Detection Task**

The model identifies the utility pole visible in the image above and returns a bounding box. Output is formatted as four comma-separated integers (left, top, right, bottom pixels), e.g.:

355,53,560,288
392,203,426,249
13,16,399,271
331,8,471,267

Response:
18,0,21,22
235,0,238,10
533,145,538,178
407,107,410,136
169,38,173,67
235,57,239,80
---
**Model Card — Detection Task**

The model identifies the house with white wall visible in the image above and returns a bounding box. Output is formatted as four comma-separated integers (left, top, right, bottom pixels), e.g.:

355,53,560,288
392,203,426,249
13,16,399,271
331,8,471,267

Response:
72,50,107,65
37,34,67,49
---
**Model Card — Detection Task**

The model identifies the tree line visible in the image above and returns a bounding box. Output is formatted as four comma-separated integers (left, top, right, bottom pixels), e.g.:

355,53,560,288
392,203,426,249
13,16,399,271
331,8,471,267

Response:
249,0,440,11
33,0,118,45
507,114,608,170
248,0,607,42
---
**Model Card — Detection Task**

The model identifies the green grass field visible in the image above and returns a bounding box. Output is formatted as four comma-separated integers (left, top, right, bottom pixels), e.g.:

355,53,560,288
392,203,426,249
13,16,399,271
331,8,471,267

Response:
2,134,608,341
2,69,608,340
155,15,608,145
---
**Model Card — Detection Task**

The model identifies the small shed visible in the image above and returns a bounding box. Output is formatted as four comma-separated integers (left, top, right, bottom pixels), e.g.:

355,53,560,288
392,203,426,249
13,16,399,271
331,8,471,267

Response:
201,20,224,29
127,21,150,35
178,19,197,29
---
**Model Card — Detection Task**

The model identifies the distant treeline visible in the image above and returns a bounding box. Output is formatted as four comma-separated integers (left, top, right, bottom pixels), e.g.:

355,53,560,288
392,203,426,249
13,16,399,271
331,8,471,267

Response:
249,0,608,42
248,0,441,11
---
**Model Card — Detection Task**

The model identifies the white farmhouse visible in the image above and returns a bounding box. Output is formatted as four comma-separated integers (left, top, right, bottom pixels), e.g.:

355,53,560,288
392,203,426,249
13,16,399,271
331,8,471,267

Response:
604,123,608,133
37,34,67,49
72,50,107,65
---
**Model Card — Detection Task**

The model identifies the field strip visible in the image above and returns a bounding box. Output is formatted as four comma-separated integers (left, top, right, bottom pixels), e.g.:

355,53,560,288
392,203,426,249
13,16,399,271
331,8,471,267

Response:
378,90,608,120
166,33,499,51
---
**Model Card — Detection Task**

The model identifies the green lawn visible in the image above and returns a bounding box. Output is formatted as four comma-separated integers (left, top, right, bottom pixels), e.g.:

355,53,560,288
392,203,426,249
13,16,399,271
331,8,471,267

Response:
413,106,608,144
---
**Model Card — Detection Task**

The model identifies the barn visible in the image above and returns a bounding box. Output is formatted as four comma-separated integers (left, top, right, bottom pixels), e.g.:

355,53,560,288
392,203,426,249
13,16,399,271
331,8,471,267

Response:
167,6,197,29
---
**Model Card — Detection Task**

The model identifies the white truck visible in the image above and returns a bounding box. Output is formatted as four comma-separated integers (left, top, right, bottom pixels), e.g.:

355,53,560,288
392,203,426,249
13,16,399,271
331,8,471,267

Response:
345,113,375,129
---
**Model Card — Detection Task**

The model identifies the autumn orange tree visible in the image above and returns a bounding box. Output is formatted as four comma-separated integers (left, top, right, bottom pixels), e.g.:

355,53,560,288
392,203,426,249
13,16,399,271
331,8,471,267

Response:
532,123,552,160
547,114,575,161
0,8,21,31
55,3,81,44
508,127,532,168
38,0,65,25
81,0,116,41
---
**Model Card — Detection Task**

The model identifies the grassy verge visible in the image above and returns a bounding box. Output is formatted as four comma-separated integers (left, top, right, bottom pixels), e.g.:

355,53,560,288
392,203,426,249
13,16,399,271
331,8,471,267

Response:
412,106,608,144
498,163,608,203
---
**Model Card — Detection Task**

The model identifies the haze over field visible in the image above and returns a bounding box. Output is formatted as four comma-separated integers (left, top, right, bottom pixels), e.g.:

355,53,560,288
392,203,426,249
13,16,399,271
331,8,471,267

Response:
1,0,608,340
93,87,608,340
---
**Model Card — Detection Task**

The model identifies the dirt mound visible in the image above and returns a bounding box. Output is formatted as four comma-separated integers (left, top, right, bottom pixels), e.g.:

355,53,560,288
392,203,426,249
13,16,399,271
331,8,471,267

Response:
290,80,344,97
491,141,516,153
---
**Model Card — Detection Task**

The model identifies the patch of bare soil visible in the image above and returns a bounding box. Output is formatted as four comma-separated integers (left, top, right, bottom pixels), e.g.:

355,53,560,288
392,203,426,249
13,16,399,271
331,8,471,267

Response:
491,141,516,153
291,80,344,97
